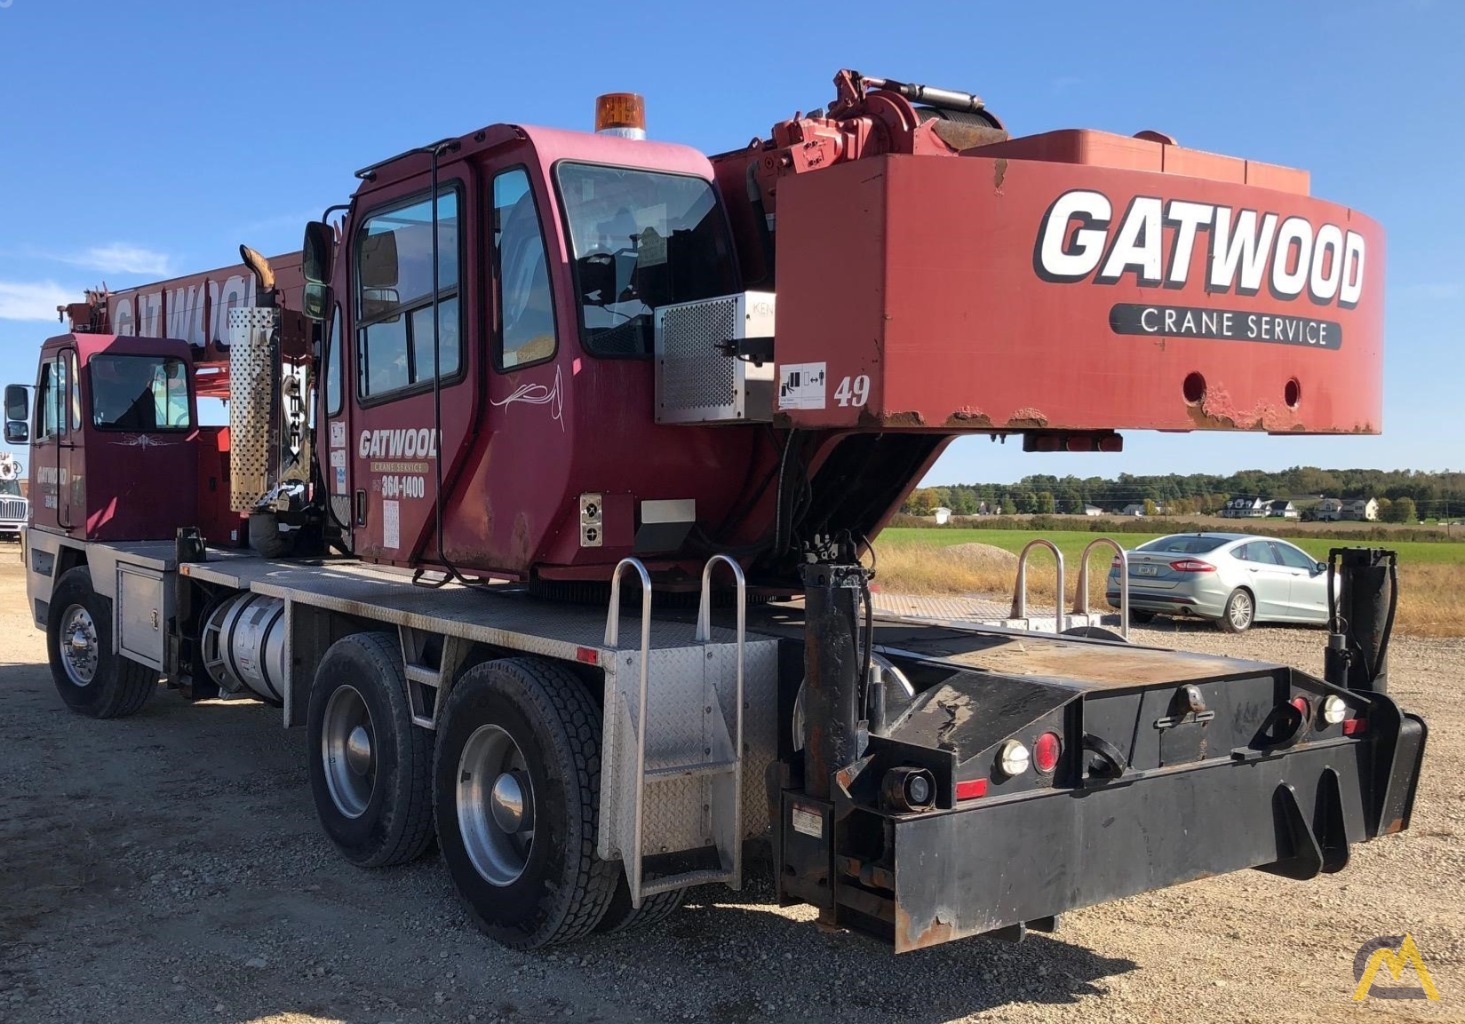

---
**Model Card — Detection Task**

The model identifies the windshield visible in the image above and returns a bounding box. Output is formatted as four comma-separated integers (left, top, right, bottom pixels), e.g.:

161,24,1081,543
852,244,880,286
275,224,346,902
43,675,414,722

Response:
555,163,738,356
0,480,20,497
90,355,192,431
1137,535,1230,555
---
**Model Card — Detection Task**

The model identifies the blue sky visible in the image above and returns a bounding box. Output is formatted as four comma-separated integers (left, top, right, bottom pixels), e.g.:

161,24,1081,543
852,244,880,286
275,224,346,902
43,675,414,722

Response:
1,1,1459,484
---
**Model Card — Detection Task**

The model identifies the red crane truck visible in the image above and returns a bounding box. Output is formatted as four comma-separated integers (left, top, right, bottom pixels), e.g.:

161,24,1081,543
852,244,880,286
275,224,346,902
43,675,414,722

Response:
6,71,1424,952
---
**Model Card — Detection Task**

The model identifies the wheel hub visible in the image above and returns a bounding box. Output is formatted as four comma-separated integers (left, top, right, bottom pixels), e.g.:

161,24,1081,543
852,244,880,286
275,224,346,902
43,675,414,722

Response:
345,725,373,776
457,724,535,886
321,685,375,819
489,771,526,832
59,605,99,687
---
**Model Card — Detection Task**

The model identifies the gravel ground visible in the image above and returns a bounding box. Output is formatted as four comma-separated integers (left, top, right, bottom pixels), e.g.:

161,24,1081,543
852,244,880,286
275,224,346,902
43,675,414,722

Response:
1,557,1461,1024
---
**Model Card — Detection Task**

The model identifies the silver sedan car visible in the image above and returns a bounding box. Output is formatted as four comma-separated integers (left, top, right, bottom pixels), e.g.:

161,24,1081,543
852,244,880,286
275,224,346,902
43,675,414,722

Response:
1107,532,1333,632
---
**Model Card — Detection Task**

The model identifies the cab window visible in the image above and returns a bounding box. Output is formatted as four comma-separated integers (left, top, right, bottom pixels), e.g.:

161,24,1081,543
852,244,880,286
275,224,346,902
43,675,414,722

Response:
355,189,462,399
36,357,65,438
493,168,556,370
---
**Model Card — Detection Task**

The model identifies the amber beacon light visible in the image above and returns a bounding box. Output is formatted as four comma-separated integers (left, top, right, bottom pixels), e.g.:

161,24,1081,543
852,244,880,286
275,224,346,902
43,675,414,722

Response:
594,92,647,139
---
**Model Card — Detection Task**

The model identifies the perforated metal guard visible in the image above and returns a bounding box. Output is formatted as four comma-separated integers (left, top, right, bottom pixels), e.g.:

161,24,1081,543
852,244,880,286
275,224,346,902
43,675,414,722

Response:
660,298,738,412
228,308,277,512
654,292,774,424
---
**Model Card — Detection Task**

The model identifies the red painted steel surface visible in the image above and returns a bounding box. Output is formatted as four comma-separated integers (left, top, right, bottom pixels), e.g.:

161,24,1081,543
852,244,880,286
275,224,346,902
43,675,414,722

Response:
30,334,201,542
772,150,1382,435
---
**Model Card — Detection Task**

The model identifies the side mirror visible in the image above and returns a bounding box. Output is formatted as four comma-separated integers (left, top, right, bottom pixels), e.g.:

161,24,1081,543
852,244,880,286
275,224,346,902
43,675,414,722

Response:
3,384,29,444
4,384,28,422
301,221,336,323
1316,561,1328,573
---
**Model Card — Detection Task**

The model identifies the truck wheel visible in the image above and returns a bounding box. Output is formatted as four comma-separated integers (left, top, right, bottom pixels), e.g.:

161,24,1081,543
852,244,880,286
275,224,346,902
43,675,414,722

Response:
1218,588,1255,633
307,632,434,868
46,566,158,719
434,657,617,949
595,877,685,933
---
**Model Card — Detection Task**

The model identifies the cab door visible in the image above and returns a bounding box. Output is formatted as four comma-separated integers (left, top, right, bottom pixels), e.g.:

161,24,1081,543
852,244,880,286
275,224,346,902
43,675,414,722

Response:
346,182,474,563
31,348,82,533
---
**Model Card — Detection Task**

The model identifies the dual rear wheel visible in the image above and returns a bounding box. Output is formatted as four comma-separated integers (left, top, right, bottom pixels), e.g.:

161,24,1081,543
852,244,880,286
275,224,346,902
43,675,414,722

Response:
306,637,682,947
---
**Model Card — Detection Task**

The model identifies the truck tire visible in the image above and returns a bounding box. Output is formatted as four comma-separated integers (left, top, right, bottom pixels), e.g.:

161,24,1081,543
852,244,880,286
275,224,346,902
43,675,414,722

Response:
434,657,617,949
46,566,158,719
1218,588,1255,633
594,877,685,933
307,632,434,868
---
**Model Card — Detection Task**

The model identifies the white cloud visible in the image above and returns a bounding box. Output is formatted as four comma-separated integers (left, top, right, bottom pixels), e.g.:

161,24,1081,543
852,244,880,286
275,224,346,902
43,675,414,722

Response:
0,280,72,321
56,243,172,276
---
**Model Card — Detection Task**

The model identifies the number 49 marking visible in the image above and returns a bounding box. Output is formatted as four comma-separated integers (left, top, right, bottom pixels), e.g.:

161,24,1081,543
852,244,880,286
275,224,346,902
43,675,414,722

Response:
834,374,871,408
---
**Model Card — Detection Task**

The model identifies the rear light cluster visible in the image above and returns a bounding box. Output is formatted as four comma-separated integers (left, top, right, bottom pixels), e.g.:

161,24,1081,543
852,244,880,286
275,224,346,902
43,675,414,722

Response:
1169,559,1216,573
957,729,1065,802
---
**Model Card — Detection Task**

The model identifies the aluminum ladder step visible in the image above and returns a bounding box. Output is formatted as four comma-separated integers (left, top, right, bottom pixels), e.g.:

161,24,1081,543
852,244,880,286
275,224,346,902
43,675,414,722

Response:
644,759,738,782
640,868,736,896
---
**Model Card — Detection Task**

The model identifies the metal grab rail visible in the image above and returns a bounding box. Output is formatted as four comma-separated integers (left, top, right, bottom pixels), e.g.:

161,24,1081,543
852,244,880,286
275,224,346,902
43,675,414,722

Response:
1072,538,1130,641
696,554,746,891
1009,539,1066,633
604,558,652,904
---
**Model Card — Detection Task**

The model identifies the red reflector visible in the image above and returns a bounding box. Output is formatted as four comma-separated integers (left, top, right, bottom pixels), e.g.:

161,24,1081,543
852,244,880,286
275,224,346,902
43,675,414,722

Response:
1033,732,1061,774
1342,718,1368,736
1290,696,1310,722
575,646,599,665
956,779,988,800
1169,559,1216,573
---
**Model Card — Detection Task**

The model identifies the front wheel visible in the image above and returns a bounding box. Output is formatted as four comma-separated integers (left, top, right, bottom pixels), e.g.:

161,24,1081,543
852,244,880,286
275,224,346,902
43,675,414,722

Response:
1218,588,1255,633
434,657,617,949
46,566,157,718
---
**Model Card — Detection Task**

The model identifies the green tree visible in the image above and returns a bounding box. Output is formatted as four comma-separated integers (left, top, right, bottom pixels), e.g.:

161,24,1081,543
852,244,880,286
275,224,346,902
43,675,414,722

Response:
1037,491,1056,515
1386,496,1416,523
1143,498,1158,517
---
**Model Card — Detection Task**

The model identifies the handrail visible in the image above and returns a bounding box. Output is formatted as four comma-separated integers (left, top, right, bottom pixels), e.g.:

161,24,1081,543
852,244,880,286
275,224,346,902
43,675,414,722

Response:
1072,538,1130,641
1010,539,1065,633
697,554,746,890
604,557,652,904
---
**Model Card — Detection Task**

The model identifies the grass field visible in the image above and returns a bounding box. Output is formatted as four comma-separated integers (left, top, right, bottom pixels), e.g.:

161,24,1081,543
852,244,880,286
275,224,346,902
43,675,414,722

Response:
875,527,1465,636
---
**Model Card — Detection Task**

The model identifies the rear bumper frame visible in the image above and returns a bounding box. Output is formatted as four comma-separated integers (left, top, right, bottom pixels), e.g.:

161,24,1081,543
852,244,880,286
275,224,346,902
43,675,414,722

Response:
778,696,1426,952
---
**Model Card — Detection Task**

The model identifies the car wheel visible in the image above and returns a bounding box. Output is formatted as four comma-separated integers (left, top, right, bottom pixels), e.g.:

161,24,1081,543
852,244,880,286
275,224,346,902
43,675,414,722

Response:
1218,588,1255,633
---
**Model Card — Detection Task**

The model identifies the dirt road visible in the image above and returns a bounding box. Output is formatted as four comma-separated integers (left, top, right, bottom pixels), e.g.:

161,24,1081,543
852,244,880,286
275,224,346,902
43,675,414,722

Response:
1,557,1461,1024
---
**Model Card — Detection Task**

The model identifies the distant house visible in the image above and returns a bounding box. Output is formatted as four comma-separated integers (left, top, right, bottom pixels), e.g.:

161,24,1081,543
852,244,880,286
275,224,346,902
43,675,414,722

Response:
1121,503,1147,517
932,506,952,525
1082,505,1103,517
1314,497,1344,522
1221,496,1268,518
1343,498,1380,522
1267,499,1299,519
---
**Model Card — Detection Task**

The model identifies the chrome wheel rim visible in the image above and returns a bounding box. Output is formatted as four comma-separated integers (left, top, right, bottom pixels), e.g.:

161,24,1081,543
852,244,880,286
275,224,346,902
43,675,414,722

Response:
322,685,375,818
457,724,535,886
1230,592,1253,629
59,604,99,687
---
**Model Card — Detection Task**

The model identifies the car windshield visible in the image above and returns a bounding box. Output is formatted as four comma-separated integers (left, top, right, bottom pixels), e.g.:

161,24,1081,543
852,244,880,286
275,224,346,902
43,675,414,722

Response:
1137,535,1230,555
555,162,738,357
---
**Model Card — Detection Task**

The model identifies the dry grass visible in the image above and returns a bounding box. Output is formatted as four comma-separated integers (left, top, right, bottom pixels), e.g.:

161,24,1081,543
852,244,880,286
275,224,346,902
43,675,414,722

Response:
875,544,1465,637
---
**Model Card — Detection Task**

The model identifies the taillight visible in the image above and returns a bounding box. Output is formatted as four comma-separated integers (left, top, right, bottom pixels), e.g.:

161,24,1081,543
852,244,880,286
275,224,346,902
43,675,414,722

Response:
955,778,988,800
1290,696,1311,725
1033,731,1061,774
1321,695,1347,725
1169,559,1216,572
